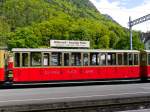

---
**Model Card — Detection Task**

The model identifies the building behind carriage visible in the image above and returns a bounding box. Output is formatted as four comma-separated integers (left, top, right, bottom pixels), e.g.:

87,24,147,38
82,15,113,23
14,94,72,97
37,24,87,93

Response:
141,32,150,50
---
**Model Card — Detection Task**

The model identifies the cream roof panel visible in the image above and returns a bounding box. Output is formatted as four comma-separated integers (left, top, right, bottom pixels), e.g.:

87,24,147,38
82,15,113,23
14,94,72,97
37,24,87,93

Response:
12,48,140,53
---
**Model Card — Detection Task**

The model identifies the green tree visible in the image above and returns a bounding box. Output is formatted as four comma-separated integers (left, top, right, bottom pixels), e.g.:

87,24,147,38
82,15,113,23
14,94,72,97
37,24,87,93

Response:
8,27,40,48
2,0,50,30
97,35,110,49
0,0,144,50
0,16,10,33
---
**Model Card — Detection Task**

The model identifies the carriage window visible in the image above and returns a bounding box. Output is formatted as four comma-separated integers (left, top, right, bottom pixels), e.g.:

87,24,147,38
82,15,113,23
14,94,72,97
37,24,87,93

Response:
107,53,116,65
43,53,49,66
141,53,147,65
83,53,88,66
118,54,123,65
51,52,62,66
64,53,69,66
124,53,128,65
134,54,138,65
90,53,99,65
15,53,20,67
100,53,106,65
22,53,29,67
128,53,133,65
71,53,81,66
31,52,42,66
148,54,150,65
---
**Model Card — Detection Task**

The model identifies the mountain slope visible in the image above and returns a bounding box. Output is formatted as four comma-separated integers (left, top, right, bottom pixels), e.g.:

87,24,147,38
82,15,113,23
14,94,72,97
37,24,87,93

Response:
0,0,144,49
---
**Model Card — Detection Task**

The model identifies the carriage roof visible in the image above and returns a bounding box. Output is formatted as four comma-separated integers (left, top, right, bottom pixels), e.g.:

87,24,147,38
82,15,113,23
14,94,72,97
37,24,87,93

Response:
143,50,150,53
12,48,140,53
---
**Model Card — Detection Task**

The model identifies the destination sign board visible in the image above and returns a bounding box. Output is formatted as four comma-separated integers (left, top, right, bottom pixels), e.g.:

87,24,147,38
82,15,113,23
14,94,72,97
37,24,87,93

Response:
50,40,90,48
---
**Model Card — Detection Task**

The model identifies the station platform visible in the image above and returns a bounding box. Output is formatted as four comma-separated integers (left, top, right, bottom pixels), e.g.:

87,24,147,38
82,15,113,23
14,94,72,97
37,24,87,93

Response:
1,82,150,111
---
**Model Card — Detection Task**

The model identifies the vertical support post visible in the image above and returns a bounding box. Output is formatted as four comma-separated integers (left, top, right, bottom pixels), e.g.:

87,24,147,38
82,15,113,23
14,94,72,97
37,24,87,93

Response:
105,53,108,66
81,53,83,66
69,53,71,66
41,52,44,66
122,53,124,65
28,52,30,67
62,52,64,66
99,53,101,65
116,53,118,65
132,53,134,65
138,53,140,65
49,52,51,66
20,52,22,67
88,53,90,66
129,16,133,50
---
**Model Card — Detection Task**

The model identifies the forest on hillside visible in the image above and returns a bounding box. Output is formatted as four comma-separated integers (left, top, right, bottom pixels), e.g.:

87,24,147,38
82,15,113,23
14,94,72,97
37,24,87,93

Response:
0,0,144,50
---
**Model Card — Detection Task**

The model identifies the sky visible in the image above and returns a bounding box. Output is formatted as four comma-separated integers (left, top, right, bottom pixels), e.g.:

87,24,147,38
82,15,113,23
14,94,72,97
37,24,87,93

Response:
90,0,150,32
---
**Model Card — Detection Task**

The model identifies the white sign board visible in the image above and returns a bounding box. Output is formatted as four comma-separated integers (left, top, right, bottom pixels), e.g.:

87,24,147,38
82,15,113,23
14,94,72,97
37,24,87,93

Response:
50,40,90,48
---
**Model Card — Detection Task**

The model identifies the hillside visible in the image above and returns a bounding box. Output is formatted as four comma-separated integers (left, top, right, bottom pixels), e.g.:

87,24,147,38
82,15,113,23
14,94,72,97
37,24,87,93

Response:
0,0,144,49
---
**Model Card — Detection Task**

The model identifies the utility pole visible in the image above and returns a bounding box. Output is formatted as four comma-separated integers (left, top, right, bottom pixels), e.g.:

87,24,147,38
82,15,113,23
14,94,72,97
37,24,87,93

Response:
128,14,150,50
129,16,132,50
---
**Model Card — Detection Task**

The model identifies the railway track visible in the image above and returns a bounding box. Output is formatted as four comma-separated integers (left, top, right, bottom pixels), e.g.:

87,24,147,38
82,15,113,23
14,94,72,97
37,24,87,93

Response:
4,98,150,112
32,102,150,112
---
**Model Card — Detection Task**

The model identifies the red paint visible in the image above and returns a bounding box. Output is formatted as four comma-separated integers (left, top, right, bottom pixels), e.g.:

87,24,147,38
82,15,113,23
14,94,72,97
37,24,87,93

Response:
143,66,150,78
8,62,13,70
0,68,5,81
13,66,140,82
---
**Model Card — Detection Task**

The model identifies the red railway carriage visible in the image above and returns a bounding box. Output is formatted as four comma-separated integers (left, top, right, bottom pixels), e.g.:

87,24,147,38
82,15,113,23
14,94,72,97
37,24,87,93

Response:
10,48,141,83
140,50,150,80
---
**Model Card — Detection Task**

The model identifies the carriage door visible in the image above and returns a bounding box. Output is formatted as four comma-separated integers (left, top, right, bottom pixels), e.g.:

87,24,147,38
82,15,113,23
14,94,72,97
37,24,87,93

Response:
140,52,148,80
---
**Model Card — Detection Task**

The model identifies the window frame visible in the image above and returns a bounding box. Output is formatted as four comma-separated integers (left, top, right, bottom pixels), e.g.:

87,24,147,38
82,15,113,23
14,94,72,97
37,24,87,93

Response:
14,52,21,67
42,52,50,66
90,53,99,66
99,53,107,66
22,52,30,67
107,53,117,66
30,52,42,67
50,52,62,66
133,53,139,65
117,53,123,65
71,52,81,66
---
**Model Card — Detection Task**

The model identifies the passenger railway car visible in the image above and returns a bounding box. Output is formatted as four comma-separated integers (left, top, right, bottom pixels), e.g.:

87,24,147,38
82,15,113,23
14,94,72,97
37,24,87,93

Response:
140,50,150,80
1,47,150,85
9,48,141,83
